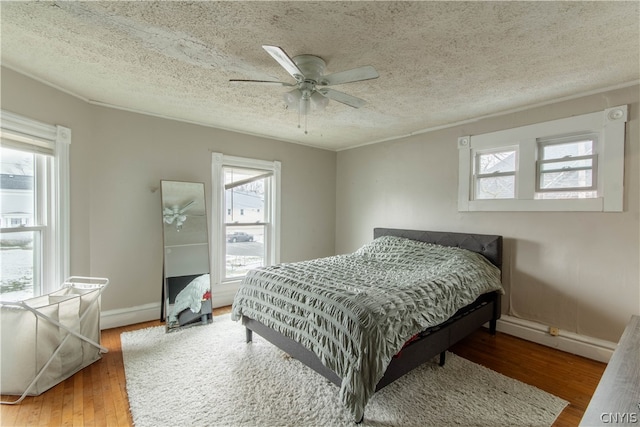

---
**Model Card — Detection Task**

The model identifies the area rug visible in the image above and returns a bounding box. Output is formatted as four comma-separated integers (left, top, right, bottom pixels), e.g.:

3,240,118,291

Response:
121,315,568,427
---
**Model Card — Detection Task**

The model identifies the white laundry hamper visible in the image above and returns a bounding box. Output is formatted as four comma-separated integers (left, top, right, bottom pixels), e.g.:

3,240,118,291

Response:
0,277,109,404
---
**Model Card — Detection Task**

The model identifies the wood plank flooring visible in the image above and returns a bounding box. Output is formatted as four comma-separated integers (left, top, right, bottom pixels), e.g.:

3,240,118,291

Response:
449,328,606,427
1,307,606,426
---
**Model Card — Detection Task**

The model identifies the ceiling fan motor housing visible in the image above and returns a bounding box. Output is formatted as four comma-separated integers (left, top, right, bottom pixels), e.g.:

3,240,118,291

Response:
292,55,327,84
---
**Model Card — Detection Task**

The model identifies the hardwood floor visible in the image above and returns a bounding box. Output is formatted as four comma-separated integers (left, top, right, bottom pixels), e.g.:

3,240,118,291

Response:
449,329,606,427
1,307,605,426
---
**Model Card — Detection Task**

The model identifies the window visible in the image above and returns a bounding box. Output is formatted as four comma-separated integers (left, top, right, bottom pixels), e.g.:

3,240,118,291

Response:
458,105,627,212
212,154,280,286
0,111,70,301
474,148,517,199
223,167,268,279
535,134,597,198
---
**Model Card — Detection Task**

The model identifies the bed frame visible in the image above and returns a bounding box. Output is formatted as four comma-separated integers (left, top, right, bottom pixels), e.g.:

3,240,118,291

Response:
241,228,503,416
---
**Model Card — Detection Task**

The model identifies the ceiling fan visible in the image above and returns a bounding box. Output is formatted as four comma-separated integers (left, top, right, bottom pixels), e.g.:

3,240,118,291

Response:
231,45,379,132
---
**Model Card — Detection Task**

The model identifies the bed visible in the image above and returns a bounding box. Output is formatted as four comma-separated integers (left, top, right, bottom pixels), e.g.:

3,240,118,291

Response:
231,228,504,422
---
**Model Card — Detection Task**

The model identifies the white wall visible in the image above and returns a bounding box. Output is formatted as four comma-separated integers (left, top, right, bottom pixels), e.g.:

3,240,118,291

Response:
1,67,336,319
336,85,639,347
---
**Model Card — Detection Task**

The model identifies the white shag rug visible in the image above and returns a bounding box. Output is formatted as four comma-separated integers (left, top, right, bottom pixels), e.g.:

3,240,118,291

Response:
121,315,567,427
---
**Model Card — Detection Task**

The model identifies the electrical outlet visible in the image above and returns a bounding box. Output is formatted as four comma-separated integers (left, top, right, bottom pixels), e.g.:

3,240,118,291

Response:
549,326,560,336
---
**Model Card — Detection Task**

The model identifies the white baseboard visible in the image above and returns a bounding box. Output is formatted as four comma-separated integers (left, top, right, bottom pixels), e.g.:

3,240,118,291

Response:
496,315,616,363
101,302,161,330
211,289,238,309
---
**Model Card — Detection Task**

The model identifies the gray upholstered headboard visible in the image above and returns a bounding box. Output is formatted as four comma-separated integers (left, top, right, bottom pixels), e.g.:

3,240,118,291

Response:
373,228,502,269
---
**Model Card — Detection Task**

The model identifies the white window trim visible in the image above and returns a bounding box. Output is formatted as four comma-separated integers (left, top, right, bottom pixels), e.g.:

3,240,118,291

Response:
458,105,627,212
53,126,71,287
211,153,281,291
0,110,70,293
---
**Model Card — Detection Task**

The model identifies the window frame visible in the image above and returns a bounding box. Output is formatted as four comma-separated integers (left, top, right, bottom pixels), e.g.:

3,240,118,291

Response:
211,153,280,290
473,147,519,200
458,105,627,212
535,134,598,194
0,110,70,298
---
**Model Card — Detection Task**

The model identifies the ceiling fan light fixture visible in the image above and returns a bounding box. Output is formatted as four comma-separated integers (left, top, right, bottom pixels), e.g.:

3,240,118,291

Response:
285,89,327,135
283,89,329,114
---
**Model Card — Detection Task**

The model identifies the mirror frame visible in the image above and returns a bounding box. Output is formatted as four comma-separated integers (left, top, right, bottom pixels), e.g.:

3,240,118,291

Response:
160,180,212,332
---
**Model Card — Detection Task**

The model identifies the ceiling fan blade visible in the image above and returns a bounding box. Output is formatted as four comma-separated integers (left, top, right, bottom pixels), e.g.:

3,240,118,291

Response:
229,79,294,87
317,88,367,108
179,200,195,213
262,45,304,81
320,66,379,86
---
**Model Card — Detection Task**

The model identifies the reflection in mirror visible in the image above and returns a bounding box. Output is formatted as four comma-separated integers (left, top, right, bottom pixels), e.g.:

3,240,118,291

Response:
160,180,212,332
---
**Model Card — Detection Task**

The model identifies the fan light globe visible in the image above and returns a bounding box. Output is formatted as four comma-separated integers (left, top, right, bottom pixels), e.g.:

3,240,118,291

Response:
283,89,300,110
311,91,330,111
283,90,329,114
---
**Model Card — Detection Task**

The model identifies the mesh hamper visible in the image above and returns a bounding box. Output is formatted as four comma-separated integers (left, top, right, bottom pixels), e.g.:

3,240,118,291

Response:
0,277,109,404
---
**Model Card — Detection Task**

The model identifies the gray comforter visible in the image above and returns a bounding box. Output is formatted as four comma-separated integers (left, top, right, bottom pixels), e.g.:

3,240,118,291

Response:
231,235,504,420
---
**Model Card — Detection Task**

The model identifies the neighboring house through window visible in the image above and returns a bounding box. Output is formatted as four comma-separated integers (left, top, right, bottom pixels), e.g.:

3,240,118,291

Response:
0,111,70,301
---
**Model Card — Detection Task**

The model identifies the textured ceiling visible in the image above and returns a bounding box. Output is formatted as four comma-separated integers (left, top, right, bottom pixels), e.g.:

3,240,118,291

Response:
1,1,638,151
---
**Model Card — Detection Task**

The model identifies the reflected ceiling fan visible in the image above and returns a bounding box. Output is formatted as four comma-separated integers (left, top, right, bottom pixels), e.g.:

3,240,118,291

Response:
163,200,195,231
231,45,379,133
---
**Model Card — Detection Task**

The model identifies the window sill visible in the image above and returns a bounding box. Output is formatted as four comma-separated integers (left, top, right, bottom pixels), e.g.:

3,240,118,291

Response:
462,198,606,212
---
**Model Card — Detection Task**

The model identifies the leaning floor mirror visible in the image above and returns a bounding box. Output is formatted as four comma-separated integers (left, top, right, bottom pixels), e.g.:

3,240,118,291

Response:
160,180,212,332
